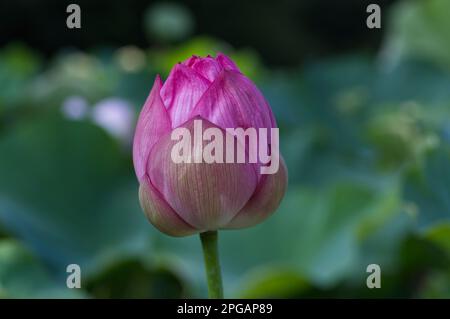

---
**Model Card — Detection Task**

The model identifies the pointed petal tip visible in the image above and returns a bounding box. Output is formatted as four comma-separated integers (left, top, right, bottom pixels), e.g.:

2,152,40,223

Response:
161,63,211,127
189,69,275,131
133,74,172,182
216,53,241,72
155,74,163,86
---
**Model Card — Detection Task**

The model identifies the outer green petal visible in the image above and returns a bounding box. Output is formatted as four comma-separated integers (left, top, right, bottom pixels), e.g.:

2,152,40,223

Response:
139,176,198,237
225,156,288,229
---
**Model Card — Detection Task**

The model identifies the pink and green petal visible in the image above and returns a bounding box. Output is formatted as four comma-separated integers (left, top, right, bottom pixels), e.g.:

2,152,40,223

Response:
139,176,198,237
147,118,258,230
225,156,288,229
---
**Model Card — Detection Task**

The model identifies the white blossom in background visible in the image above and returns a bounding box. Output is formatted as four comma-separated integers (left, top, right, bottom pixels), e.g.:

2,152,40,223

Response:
91,97,135,143
61,95,89,120
115,46,146,73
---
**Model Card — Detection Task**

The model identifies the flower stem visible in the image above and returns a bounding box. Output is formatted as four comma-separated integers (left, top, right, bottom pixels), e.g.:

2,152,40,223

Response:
200,231,224,299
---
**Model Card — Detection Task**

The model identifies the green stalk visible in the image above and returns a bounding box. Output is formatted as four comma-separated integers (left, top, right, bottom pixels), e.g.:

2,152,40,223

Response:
200,231,224,298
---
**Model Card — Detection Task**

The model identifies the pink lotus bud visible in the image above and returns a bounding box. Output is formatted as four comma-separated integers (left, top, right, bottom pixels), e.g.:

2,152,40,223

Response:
133,53,287,236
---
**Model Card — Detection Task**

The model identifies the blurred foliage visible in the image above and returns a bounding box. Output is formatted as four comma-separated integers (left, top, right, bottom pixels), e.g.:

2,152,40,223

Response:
384,0,450,71
0,0,449,298
0,240,84,298
144,2,194,43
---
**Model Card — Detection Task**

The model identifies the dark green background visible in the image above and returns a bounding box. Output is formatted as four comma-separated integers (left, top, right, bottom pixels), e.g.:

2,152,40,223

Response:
0,0,449,298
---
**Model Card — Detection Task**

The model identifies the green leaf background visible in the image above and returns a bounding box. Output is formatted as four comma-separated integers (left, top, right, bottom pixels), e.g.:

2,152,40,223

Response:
0,0,449,298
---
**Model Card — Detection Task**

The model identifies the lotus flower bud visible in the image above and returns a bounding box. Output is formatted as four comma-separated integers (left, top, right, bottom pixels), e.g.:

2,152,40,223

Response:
133,53,287,236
